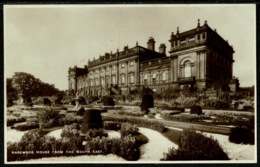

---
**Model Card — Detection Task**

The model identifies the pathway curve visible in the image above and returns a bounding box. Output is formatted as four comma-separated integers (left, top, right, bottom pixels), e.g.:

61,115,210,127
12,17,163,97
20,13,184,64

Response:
138,127,178,161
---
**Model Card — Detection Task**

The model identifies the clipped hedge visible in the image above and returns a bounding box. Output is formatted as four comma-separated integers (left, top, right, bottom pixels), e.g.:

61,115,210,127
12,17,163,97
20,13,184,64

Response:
160,113,209,123
102,96,115,106
161,129,229,160
190,105,203,115
229,126,254,144
81,109,103,133
7,116,26,126
104,121,121,131
103,117,166,133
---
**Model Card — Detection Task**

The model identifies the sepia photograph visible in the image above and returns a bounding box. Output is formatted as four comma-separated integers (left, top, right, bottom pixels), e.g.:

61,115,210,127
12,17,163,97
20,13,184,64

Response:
4,4,256,164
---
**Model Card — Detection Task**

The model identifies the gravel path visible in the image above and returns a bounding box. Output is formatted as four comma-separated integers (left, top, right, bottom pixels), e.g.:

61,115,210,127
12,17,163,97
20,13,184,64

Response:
138,127,178,161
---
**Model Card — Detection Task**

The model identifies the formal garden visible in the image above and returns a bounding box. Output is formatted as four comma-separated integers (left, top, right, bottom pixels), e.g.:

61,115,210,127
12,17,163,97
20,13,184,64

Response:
6,72,256,162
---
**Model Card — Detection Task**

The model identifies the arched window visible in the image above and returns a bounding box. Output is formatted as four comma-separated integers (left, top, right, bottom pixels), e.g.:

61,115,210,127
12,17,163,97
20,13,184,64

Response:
184,61,191,77
180,59,194,78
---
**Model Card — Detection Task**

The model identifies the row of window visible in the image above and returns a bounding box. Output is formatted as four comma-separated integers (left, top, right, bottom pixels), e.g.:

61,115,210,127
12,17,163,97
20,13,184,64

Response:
142,71,168,83
89,61,135,75
172,33,206,47
77,74,135,88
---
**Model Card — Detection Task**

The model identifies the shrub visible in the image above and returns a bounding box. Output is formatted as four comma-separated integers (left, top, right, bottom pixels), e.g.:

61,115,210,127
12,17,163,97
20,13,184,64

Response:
54,95,63,104
102,96,115,106
161,129,229,160
103,117,166,133
140,94,154,113
12,122,39,131
7,116,26,126
86,96,99,104
104,121,121,131
190,105,203,115
147,112,155,118
117,110,144,117
118,135,140,160
81,109,103,133
229,126,254,144
160,112,209,123
7,98,13,107
38,107,60,128
7,129,58,161
60,124,84,151
120,123,139,137
58,114,82,126
85,129,108,139
43,98,52,105
76,106,85,116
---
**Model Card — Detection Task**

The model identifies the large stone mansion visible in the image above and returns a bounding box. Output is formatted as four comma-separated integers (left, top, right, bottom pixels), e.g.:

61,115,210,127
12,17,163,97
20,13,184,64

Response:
68,20,238,97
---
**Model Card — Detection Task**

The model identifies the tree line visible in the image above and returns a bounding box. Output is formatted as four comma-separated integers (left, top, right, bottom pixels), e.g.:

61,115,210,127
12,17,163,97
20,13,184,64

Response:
7,72,61,105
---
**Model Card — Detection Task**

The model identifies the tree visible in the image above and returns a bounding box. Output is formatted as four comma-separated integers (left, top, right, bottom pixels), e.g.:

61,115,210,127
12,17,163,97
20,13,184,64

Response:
7,78,17,106
12,72,41,97
11,72,60,105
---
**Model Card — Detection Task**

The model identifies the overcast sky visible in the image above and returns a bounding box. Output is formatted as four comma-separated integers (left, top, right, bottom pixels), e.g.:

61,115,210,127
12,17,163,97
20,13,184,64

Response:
4,4,256,90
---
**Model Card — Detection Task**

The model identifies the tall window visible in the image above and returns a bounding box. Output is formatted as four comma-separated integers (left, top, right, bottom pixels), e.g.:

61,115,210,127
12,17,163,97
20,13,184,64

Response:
95,78,99,86
101,78,104,86
129,73,134,83
121,63,125,68
144,74,148,83
184,61,191,77
152,73,157,82
121,75,125,84
162,71,168,81
105,77,110,86
112,65,116,70
180,60,194,78
112,75,116,85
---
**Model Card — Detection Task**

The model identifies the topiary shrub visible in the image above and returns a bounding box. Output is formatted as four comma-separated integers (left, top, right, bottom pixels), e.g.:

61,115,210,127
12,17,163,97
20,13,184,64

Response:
102,96,115,106
229,126,254,144
140,94,154,114
43,98,52,106
76,106,85,116
81,109,103,133
54,94,63,104
161,129,229,160
190,105,203,115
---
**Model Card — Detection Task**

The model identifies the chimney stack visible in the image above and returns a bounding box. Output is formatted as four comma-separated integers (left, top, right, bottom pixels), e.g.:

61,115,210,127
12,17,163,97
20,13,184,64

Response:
147,37,155,51
159,43,166,54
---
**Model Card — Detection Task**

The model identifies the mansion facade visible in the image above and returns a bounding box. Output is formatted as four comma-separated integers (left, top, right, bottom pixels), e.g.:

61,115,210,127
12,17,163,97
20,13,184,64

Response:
68,20,238,96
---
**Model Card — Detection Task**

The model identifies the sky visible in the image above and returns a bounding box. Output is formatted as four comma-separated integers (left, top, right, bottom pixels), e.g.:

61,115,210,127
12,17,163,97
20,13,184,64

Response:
4,4,256,90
